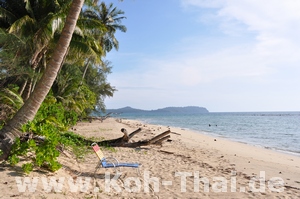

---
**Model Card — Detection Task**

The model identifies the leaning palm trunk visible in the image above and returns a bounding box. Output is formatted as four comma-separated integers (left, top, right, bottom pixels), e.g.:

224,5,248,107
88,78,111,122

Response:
0,0,85,160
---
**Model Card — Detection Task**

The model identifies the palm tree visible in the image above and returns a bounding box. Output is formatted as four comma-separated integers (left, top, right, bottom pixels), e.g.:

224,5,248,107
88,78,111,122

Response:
52,2,125,113
0,0,85,160
0,0,71,100
66,2,124,110
83,2,127,54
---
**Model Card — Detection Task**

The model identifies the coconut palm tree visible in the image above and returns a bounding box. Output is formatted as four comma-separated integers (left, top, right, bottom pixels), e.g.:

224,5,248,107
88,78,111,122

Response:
0,0,71,100
0,0,85,160
82,2,127,54
52,2,125,113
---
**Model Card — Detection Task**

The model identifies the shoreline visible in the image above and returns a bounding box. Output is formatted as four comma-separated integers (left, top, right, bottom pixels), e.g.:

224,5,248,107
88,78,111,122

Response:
119,116,300,158
181,126,300,158
126,117,300,158
196,129,300,158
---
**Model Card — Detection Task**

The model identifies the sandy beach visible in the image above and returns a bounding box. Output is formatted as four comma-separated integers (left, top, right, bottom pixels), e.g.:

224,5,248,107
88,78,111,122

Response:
0,117,300,198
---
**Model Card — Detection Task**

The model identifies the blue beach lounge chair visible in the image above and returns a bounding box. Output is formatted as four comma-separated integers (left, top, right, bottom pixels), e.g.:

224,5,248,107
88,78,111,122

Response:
91,142,140,174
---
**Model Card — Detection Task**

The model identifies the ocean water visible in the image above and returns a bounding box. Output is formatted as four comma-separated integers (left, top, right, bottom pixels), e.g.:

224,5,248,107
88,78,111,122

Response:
114,112,300,156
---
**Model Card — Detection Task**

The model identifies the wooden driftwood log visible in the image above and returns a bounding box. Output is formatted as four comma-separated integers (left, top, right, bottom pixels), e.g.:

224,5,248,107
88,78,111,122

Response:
98,128,172,147
84,112,113,123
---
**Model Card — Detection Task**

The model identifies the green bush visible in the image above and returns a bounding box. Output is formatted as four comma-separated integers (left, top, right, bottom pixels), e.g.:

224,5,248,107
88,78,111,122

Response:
8,99,81,173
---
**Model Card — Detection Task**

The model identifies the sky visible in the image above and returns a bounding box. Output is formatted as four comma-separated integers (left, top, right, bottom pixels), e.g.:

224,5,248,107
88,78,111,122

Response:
103,0,300,112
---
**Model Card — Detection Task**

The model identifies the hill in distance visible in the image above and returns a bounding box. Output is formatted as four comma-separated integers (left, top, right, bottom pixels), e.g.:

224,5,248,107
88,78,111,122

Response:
106,106,209,114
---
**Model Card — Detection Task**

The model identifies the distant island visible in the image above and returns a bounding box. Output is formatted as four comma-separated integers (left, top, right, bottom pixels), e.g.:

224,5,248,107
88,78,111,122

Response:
105,106,209,114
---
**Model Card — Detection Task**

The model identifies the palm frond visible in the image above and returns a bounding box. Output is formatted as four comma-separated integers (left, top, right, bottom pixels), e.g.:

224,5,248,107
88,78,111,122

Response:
0,7,17,26
69,36,103,59
0,87,24,110
8,15,35,36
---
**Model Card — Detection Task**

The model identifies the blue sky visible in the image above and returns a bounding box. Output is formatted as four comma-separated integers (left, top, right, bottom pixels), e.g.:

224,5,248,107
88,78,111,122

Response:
103,0,300,112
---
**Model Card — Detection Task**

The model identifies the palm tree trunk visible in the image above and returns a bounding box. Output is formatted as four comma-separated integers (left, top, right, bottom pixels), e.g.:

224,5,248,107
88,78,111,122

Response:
22,78,32,101
75,59,90,94
31,68,41,94
81,59,90,86
18,79,28,96
57,47,70,75
0,0,85,160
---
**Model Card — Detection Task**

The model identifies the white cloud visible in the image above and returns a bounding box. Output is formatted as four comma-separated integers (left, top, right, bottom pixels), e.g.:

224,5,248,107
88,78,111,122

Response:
182,0,300,62
109,44,273,91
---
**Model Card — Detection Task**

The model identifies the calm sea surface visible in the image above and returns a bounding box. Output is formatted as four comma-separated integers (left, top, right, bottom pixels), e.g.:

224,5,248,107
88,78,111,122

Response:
113,112,300,156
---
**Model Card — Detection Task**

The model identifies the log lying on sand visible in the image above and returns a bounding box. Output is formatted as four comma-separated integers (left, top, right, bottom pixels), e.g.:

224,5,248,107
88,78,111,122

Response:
99,128,172,147
84,112,112,122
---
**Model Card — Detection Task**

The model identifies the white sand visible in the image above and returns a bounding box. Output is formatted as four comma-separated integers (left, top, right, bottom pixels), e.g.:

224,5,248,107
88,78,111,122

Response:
0,117,299,198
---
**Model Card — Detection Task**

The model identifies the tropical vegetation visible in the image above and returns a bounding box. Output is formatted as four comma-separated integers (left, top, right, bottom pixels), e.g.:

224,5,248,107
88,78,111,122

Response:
0,0,126,173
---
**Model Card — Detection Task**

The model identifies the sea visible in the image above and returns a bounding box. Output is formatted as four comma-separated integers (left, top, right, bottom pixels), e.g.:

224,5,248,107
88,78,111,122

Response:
112,112,300,157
